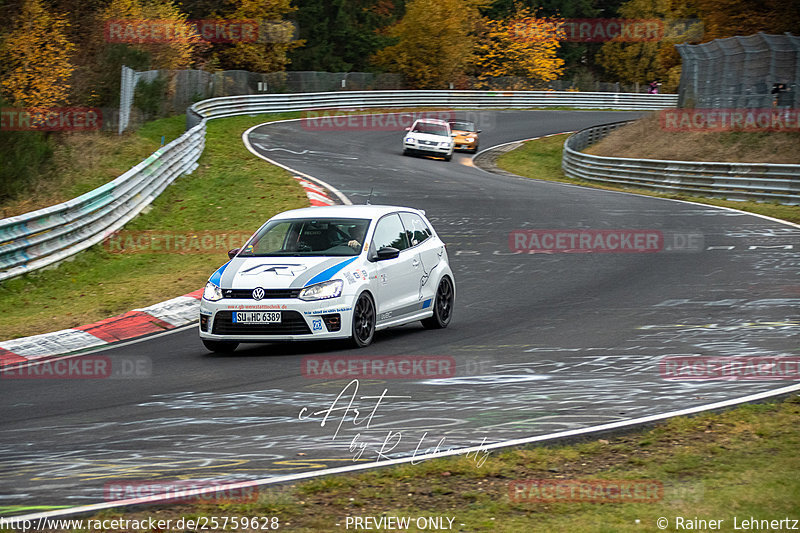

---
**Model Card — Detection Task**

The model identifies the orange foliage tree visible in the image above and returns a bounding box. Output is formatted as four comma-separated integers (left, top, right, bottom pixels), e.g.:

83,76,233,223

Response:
1,0,76,108
470,7,565,89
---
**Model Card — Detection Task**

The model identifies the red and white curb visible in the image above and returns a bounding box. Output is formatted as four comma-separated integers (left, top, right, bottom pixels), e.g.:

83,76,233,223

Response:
0,138,345,368
0,290,203,367
293,176,336,206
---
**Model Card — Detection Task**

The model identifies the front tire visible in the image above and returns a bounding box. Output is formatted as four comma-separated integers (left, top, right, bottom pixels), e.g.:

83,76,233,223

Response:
351,292,376,347
444,153,452,161
202,339,239,353
422,276,454,329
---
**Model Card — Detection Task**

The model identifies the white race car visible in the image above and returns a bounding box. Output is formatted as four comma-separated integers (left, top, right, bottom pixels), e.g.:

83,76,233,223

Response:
402,118,454,161
199,205,455,352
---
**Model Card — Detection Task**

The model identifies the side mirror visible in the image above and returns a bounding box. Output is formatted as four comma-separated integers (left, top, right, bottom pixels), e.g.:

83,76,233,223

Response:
404,126,411,131
451,132,457,137
375,246,400,260
477,130,482,133
228,248,240,259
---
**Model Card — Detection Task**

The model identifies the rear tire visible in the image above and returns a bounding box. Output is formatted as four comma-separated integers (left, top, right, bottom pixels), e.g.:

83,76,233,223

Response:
351,292,376,347
422,276,454,329
202,339,239,353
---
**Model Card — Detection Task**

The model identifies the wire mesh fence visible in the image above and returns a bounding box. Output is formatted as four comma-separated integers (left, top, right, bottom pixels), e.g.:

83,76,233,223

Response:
117,68,652,132
676,32,800,109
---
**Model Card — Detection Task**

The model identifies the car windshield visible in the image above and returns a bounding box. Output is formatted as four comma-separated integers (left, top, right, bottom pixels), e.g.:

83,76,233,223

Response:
449,121,475,131
238,218,371,257
412,122,449,136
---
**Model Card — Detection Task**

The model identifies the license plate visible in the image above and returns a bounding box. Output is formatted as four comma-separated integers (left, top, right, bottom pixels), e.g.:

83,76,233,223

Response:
232,311,281,324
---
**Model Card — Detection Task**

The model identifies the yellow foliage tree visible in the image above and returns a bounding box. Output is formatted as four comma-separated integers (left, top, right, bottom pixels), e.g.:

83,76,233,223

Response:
471,7,565,89
216,0,302,72
372,0,486,89
96,0,200,71
1,0,76,109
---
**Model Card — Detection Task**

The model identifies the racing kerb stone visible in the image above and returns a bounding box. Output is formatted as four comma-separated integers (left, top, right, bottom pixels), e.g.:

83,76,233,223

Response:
0,180,337,366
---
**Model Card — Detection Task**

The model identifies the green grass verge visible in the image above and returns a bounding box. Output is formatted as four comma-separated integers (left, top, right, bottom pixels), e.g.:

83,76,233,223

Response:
29,395,799,532
497,134,800,225
0,113,307,341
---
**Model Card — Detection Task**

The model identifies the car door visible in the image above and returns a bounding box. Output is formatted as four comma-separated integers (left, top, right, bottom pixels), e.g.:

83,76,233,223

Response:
370,213,417,322
399,211,442,306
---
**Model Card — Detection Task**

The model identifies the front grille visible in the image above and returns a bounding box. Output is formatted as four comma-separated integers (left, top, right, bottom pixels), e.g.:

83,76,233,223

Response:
222,288,301,299
212,311,312,335
419,140,439,146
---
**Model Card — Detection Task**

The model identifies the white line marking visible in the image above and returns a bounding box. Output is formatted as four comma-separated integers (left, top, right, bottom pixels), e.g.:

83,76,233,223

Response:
10,382,800,522
243,120,352,205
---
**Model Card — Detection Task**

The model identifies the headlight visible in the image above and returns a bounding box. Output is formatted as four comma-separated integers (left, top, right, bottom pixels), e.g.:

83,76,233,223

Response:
299,279,343,301
465,137,475,142
203,282,223,301
405,137,415,143
440,141,452,147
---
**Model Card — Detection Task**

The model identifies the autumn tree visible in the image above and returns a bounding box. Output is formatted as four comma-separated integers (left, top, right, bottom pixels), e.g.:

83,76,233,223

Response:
372,0,486,89
214,0,302,72
0,0,76,108
595,0,697,90
74,0,202,106
470,7,565,89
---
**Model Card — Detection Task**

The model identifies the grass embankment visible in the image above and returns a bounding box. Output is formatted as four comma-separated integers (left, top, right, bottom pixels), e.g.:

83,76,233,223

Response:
586,113,800,164
497,130,800,225
0,113,307,341
53,396,800,532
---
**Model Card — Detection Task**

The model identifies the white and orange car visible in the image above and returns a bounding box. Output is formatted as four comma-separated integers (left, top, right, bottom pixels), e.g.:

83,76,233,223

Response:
447,119,481,153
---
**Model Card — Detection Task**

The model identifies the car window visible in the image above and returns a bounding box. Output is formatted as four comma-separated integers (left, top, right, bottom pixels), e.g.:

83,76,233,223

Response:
412,122,449,136
372,214,411,252
399,212,432,247
449,121,475,131
240,218,370,256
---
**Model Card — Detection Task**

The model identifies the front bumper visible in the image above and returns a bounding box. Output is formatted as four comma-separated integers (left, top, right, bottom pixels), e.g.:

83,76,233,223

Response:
199,297,354,342
404,142,453,156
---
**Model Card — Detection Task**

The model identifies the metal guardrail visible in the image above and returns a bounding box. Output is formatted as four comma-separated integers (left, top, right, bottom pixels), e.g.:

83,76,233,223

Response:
562,121,800,205
0,123,206,282
1,91,678,282
186,90,679,128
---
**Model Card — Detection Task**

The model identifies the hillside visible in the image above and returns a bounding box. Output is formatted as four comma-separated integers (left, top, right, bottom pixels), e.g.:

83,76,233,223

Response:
585,113,800,164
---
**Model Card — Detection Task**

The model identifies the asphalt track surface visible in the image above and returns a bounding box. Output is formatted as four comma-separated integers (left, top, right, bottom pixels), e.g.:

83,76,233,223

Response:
2,111,799,512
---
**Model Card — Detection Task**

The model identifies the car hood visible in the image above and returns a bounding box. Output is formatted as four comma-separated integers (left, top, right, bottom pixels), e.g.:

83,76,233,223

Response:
212,255,361,289
408,132,450,143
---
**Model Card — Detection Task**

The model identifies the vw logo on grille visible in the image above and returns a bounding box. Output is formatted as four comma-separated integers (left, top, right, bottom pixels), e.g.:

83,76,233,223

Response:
252,287,265,300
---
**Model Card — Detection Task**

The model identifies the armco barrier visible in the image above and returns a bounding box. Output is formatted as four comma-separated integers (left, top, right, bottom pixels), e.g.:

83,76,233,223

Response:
2,90,678,282
186,90,678,128
562,121,800,205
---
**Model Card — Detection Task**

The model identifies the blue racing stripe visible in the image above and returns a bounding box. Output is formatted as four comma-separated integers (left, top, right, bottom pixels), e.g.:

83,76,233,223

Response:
209,261,230,286
305,256,359,286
